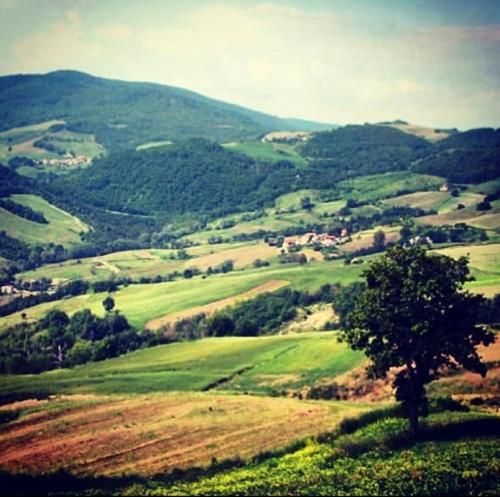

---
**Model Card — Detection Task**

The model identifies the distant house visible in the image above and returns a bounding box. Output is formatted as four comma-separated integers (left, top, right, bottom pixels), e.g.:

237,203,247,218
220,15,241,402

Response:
439,183,450,192
409,235,433,246
0,284,19,295
283,232,343,250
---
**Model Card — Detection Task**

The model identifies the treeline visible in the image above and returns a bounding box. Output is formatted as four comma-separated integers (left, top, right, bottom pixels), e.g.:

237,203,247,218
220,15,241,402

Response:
300,125,500,185
0,279,105,317
400,221,487,244
0,198,47,224
160,286,335,341
0,308,155,374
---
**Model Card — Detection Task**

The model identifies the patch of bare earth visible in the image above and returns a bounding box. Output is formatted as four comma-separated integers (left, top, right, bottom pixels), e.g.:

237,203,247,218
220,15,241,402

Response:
0,393,364,477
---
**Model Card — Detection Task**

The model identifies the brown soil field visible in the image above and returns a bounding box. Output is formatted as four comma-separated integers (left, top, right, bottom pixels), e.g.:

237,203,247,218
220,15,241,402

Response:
417,207,500,229
340,226,400,252
0,393,368,477
184,244,278,271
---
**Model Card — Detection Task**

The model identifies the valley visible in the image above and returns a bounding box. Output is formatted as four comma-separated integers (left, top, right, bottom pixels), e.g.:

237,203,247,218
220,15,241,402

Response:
0,70,499,496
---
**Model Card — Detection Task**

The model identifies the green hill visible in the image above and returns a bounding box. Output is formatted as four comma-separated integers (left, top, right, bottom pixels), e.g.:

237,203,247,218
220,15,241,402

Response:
0,70,323,152
412,128,500,183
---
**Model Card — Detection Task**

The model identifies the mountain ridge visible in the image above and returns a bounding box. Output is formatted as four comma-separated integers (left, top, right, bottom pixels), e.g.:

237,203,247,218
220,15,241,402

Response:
0,70,335,151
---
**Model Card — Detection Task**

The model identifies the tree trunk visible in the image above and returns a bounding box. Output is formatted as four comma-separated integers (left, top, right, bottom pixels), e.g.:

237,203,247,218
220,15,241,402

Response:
408,401,419,439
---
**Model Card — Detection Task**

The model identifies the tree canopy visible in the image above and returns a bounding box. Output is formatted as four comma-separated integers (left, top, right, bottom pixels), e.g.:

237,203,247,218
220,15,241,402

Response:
342,245,495,435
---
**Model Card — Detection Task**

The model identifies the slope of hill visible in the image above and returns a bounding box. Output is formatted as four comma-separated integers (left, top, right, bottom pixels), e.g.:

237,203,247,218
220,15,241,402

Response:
299,124,431,176
412,128,500,183
0,70,322,151
0,194,88,246
55,139,299,217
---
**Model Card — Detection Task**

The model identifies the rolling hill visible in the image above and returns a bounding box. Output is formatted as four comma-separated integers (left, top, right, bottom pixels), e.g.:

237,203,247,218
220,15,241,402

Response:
0,70,332,152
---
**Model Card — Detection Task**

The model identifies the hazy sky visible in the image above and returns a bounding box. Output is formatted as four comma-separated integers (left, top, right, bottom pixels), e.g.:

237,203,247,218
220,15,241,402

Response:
1,0,499,129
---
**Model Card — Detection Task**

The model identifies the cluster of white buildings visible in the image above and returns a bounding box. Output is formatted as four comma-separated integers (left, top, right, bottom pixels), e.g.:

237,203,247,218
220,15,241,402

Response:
41,155,91,167
284,230,349,249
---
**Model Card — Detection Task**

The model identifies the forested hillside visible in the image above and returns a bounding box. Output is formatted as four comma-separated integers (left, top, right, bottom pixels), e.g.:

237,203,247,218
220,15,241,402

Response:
411,128,500,183
0,71,327,151
300,125,431,174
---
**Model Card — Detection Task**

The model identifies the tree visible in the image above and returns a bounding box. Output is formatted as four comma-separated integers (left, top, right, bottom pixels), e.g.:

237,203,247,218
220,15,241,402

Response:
300,196,314,211
342,245,494,437
373,230,386,251
207,313,234,337
102,296,115,313
476,200,492,211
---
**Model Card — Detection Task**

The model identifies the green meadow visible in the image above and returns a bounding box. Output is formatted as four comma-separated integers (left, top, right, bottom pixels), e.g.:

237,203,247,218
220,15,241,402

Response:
0,332,363,397
0,194,89,246
223,140,307,166
1,259,366,331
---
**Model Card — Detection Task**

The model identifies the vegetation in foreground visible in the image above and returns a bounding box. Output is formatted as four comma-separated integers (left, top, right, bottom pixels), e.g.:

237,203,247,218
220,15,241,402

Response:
0,406,497,496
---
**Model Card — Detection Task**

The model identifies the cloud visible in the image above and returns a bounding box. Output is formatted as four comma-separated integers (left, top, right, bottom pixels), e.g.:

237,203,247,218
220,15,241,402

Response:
13,10,104,73
3,1,500,128
95,23,133,42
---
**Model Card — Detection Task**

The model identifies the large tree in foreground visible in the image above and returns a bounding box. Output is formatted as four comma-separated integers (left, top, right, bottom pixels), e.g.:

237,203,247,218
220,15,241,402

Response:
342,245,494,436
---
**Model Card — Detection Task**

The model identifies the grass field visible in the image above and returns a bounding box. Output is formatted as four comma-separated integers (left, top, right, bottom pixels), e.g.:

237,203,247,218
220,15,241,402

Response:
339,225,401,252
37,130,105,159
0,332,364,396
0,392,370,478
434,243,500,273
0,120,65,161
2,259,366,331
0,194,89,246
386,122,453,141
337,172,444,202
136,140,173,151
0,121,105,163
150,412,500,496
147,279,288,330
384,191,451,211
417,204,500,231
223,141,307,166
18,241,278,282
5,244,499,332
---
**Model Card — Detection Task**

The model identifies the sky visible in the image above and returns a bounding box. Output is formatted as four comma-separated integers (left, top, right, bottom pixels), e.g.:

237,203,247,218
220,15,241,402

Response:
0,0,499,129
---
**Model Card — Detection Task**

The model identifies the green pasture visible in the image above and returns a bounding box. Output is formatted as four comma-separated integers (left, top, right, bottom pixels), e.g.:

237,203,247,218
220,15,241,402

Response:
338,172,444,202
136,140,173,151
18,241,268,282
223,141,307,166
0,332,362,397
0,194,89,246
3,259,366,332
